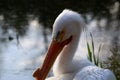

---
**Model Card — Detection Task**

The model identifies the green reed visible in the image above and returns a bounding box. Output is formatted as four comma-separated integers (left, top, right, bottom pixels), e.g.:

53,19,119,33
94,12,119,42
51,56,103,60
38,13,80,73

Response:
86,33,102,67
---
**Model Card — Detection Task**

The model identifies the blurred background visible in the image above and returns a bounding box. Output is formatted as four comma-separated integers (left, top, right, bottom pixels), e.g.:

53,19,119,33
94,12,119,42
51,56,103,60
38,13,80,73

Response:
0,0,120,80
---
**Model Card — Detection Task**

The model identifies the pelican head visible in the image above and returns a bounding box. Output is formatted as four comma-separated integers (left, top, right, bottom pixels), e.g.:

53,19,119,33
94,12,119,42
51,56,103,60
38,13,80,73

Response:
32,9,85,80
52,9,83,42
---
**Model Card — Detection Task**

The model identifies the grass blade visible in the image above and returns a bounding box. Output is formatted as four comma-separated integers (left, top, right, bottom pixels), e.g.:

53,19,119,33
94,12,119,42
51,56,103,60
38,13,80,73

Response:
90,33,97,65
90,33,94,55
86,32,102,67
96,44,102,66
87,41,92,62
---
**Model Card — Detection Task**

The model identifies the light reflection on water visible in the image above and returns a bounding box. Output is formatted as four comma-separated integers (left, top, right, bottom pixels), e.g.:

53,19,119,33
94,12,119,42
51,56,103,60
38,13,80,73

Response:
0,19,120,80
0,20,46,80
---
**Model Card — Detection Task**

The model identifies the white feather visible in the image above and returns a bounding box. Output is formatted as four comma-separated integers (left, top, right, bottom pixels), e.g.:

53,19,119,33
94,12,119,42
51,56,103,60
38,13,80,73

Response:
46,9,116,80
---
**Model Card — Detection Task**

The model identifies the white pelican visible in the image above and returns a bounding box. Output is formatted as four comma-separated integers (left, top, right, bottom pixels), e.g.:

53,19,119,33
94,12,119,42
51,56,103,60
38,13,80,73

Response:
32,9,116,80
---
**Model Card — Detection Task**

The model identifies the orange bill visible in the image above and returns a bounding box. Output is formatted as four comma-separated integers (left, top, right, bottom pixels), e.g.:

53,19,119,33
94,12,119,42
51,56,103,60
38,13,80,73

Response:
32,36,72,80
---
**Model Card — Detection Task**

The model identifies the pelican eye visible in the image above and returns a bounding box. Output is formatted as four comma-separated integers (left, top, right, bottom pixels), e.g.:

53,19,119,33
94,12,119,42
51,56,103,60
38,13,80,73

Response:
56,31,60,40
54,30,65,42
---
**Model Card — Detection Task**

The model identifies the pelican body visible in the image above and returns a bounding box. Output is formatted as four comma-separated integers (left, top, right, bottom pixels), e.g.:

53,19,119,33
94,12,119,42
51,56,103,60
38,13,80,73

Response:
33,9,116,80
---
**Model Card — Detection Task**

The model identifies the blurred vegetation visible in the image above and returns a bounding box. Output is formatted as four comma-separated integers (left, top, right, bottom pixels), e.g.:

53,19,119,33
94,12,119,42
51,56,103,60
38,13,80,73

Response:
0,0,120,36
102,46,120,80
0,0,120,49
